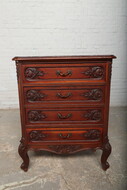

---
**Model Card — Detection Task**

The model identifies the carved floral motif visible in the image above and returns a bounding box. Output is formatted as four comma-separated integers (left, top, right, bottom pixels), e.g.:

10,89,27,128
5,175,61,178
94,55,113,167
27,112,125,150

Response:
84,110,102,121
25,68,44,79
82,89,103,100
84,129,101,140
28,111,46,122
29,131,47,141
26,90,46,101
48,145,82,154
83,66,104,78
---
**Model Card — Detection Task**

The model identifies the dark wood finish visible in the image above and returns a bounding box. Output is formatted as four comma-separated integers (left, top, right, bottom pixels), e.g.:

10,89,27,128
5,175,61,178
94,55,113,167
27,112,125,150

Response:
26,108,103,124
27,128,102,142
23,65,106,81
12,55,116,61
24,86,105,104
101,136,112,170
13,55,116,171
18,138,29,172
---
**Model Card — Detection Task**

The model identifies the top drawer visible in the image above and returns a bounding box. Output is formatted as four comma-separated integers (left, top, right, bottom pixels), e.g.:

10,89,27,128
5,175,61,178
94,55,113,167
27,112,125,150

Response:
22,64,106,83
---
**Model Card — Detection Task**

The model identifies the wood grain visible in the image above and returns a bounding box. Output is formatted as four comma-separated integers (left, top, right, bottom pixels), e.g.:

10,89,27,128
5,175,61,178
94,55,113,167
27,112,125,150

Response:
13,55,116,171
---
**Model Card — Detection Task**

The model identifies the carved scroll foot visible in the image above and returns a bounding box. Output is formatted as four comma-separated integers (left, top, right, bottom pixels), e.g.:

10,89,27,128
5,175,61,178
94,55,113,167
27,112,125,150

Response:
18,138,29,172
101,140,111,171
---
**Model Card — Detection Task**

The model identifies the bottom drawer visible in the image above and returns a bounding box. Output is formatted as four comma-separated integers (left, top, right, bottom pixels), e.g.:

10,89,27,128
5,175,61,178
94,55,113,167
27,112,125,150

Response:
27,129,102,143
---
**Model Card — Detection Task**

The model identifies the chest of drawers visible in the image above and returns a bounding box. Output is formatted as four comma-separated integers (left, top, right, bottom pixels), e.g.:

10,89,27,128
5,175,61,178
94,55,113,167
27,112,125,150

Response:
12,55,116,172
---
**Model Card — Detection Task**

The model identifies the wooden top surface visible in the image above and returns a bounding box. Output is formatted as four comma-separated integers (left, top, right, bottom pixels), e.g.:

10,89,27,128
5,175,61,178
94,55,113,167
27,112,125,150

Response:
12,55,116,61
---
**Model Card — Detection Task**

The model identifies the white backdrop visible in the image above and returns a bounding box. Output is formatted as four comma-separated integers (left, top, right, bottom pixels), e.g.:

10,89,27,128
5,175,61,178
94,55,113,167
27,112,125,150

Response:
0,0,127,108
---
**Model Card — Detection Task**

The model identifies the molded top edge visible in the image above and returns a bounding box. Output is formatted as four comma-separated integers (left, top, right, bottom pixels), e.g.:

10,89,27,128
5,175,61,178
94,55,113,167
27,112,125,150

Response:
12,55,116,61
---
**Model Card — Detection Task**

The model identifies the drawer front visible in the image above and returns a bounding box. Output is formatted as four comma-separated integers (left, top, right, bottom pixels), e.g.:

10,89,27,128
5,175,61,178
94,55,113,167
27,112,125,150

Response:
26,108,104,124
23,65,106,82
24,86,105,104
25,123,104,129
27,129,102,143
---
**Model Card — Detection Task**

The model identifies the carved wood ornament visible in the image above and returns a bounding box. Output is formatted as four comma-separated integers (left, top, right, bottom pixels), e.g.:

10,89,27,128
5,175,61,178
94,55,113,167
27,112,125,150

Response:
108,64,112,80
29,131,47,141
82,89,103,100
25,68,44,79
84,129,101,140
48,145,82,154
26,90,46,101
82,66,104,78
84,110,102,121
16,62,19,81
28,111,46,122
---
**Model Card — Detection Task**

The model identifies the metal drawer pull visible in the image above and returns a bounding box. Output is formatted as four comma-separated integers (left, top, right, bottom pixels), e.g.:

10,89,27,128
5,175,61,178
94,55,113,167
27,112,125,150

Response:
56,70,72,77
56,92,72,99
57,113,72,119
58,133,72,139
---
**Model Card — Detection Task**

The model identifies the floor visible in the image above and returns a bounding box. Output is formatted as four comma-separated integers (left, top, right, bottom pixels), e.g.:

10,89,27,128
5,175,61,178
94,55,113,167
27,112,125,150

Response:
0,107,127,190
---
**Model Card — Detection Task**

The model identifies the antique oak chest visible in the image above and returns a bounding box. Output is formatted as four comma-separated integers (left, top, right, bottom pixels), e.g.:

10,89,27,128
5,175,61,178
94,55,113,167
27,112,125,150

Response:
12,55,116,172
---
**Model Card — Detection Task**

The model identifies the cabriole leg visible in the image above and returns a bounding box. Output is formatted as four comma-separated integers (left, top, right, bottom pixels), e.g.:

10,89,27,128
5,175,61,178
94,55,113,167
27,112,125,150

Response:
101,140,112,171
18,138,29,172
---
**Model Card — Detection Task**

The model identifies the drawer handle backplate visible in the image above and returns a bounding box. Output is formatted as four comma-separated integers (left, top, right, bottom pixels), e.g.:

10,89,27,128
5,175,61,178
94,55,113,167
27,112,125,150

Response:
58,133,72,139
56,92,72,99
56,70,72,77
57,113,72,119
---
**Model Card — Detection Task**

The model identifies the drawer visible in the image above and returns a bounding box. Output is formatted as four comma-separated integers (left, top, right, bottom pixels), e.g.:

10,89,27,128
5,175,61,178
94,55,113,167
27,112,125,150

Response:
22,64,106,82
25,123,104,129
27,129,102,143
24,86,105,104
26,108,104,124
